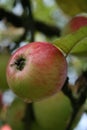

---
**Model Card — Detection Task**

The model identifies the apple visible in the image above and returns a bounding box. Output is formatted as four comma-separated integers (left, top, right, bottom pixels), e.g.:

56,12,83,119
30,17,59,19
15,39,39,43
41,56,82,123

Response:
6,97,26,130
62,13,87,35
0,50,10,91
6,42,67,103
33,91,72,130
0,124,12,130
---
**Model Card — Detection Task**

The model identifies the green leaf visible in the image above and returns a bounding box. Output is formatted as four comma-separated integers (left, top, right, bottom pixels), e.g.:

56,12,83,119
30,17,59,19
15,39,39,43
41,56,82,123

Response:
53,26,87,56
33,0,56,25
71,37,87,56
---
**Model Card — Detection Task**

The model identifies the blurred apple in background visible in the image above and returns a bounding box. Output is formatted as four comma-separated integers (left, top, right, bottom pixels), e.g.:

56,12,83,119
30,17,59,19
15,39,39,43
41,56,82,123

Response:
0,48,10,91
6,97,26,130
62,13,87,35
0,124,12,130
33,91,72,130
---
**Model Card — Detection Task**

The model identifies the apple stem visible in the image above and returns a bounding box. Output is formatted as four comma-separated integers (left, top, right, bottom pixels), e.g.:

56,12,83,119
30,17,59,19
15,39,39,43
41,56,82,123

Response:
15,57,26,71
62,77,76,104
10,57,26,71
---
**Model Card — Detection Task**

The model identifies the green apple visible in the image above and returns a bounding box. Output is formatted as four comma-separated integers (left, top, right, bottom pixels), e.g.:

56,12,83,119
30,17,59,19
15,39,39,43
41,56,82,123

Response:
33,91,72,130
6,42,67,103
0,50,10,91
6,97,26,130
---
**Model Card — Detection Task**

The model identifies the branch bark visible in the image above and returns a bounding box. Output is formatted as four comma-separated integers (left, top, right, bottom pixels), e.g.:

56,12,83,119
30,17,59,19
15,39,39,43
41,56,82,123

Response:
63,71,87,130
0,8,60,37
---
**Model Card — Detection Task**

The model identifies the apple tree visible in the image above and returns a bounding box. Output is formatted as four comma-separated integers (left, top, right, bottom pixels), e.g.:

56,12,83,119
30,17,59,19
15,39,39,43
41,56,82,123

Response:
0,0,87,130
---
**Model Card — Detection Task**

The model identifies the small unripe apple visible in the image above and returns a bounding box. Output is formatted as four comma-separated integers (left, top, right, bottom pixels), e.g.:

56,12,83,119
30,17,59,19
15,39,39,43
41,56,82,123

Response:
62,13,87,35
33,91,72,130
6,42,67,102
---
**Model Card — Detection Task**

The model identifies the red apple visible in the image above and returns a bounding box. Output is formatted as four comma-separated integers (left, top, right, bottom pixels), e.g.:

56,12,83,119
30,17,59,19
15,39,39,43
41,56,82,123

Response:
62,13,87,35
6,42,67,102
0,124,12,130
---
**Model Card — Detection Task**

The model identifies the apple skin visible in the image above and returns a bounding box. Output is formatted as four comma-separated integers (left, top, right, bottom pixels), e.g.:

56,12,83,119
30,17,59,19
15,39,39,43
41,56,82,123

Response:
6,42,67,103
33,91,72,130
62,13,87,35
0,51,10,91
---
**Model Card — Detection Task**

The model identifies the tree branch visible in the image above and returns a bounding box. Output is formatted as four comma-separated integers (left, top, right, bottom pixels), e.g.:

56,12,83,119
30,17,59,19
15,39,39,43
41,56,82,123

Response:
0,8,61,37
35,20,61,37
21,0,35,42
62,77,75,106
22,103,35,130
0,8,23,27
64,71,87,130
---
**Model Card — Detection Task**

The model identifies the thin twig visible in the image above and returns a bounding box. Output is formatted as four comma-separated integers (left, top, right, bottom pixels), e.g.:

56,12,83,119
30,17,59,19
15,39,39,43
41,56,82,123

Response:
64,71,87,130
